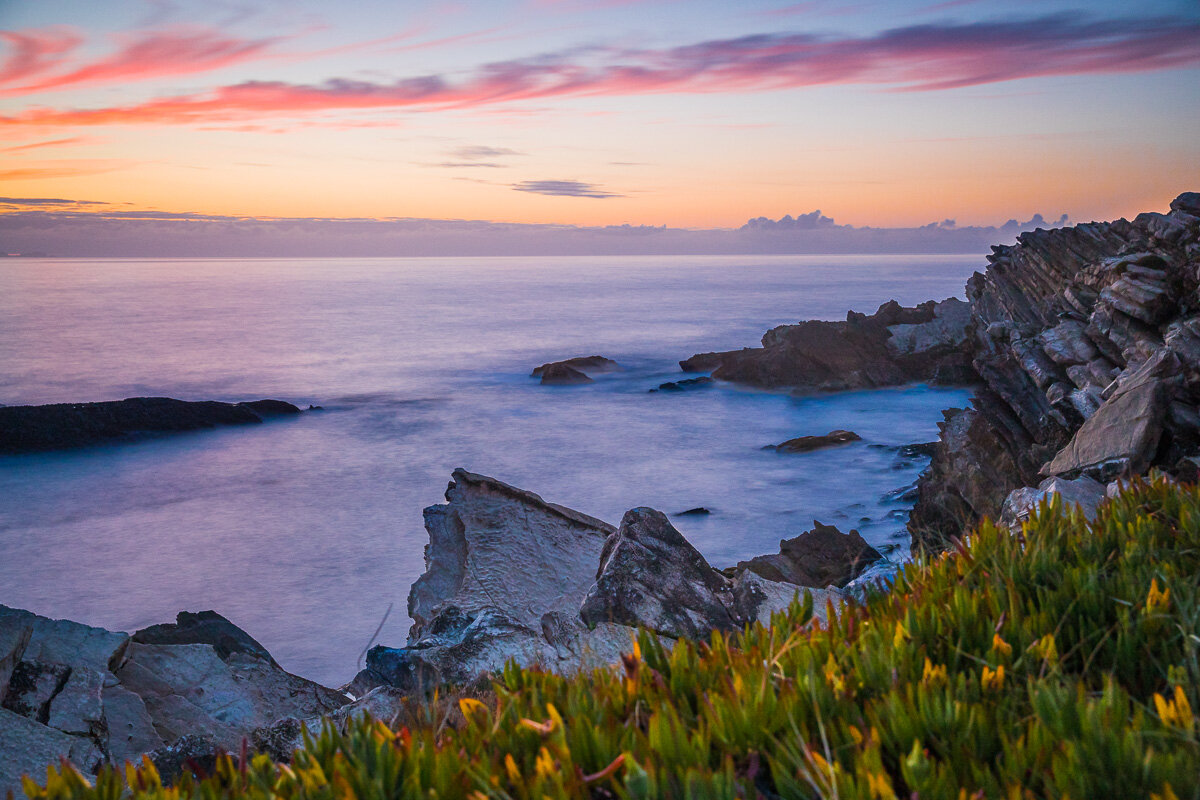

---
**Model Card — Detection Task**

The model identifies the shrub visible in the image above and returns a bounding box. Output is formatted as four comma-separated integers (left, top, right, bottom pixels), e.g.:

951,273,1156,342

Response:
18,479,1200,799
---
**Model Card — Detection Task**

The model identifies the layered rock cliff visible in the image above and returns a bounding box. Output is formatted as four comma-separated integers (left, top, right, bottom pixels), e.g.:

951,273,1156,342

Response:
909,192,1200,550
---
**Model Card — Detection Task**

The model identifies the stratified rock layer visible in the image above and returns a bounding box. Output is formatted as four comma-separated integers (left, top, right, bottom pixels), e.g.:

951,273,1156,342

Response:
911,192,1200,551
0,397,302,453
681,298,974,393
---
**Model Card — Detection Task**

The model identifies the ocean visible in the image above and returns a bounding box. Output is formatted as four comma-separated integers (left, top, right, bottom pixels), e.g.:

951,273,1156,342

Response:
0,254,978,685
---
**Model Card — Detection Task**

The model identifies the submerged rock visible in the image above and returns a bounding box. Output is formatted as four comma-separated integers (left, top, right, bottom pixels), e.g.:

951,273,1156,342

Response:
649,377,714,393
0,397,303,454
533,356,618,384
768,429,861,453
680,298,974,393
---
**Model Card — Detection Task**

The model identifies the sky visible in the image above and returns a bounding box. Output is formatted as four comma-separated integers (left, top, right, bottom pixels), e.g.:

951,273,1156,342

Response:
0,0,1198,254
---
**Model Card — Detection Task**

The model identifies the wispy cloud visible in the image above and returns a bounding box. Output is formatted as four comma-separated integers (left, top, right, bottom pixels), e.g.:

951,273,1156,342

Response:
0,136,96,152
0,25,282,96
2,13,1198,128
512,179,621,198
0,195,107,207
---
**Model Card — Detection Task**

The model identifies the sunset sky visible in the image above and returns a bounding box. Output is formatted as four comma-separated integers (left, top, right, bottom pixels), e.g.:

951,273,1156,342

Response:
1,0,1198,231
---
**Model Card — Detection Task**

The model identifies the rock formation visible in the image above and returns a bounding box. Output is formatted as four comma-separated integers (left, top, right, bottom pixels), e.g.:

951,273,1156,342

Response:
532,356,619,385
0,607,345,793
355,470,849,693
736,521,882,588
680,298,974,393
910,192,1200,551
767,429,861,453
649,377,714,393
0,397,302,454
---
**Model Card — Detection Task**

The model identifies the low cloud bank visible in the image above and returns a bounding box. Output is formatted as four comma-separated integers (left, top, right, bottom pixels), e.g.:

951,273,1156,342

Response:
0,206,1074,257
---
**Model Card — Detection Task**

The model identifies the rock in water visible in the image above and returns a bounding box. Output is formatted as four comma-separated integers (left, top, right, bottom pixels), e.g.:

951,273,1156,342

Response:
649,377,714,393
769,430,861,453
532,356,618,384
579,508,738,639
0,397,303,453
680,298,974,393
911,192,1200,552
736,521,882,588
537,363,594,385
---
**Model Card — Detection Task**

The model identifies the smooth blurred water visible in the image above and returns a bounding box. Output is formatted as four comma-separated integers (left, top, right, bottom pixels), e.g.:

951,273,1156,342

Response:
0,254,978,685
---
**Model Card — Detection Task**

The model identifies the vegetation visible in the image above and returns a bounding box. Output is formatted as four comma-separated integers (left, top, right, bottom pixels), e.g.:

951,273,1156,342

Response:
19,479,1200,799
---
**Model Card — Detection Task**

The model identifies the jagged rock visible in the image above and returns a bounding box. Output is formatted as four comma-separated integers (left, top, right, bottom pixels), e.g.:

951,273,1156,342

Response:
768,430,861,453
736,521,882,589
0,397,302,453
531,355,618,378
580,508,738,639
912,193,1200,551
649,377,714,393
998,476,1107,530
134,611,277,666
680,298,974,393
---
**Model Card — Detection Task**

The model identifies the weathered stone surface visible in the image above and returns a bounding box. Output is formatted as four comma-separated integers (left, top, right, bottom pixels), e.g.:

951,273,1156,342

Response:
0,621,30,705
0,707,77,796
912,193,1200,551
102,683,164,767
731,571,840,625
3,660,71,723
531,356,618,378
580,508,738,639
0,397,302,453
115,643,347,752
769,429,861,453
999,476,1107,530
736,521,882,589
45,666,104,737
681,298,975,393
0,606,130,674
134,611,277,666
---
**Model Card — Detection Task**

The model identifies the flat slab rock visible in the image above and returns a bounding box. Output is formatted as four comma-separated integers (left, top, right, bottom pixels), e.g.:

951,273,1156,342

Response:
768,429,861,453
0,397,301,453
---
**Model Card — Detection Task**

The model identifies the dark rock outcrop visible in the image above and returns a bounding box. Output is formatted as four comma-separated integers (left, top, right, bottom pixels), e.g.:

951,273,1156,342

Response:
0,397,302,454
680,297,974,393
911,192,1200,551
768,429,861,453
0,605,346,793
532,356,618,385
736,522,882,589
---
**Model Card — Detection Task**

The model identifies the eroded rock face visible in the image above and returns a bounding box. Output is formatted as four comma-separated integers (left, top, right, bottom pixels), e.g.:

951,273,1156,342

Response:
680,298,974,393
0,397,302,454
736,521,882,589
911,192,1200,551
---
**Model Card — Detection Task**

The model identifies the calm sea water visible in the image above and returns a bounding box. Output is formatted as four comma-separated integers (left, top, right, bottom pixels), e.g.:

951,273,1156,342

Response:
0,255,977,685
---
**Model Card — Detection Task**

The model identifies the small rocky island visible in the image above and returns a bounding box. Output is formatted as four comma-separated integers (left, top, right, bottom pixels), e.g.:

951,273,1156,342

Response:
0,397,303,454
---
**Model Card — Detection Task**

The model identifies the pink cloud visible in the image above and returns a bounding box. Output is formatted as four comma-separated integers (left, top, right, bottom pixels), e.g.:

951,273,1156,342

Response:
0,27,83,85
2,13,1198,128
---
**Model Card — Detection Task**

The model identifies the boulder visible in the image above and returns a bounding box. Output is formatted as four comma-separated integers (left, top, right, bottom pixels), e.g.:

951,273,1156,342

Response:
736,521,882,589
0,606,130,674
730,571,840,625
768,430,861,453
998,475,1107,531
531,356,618,378
579,508,738,639
102,684,164,767
0,708,80,795
0,397,302,454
